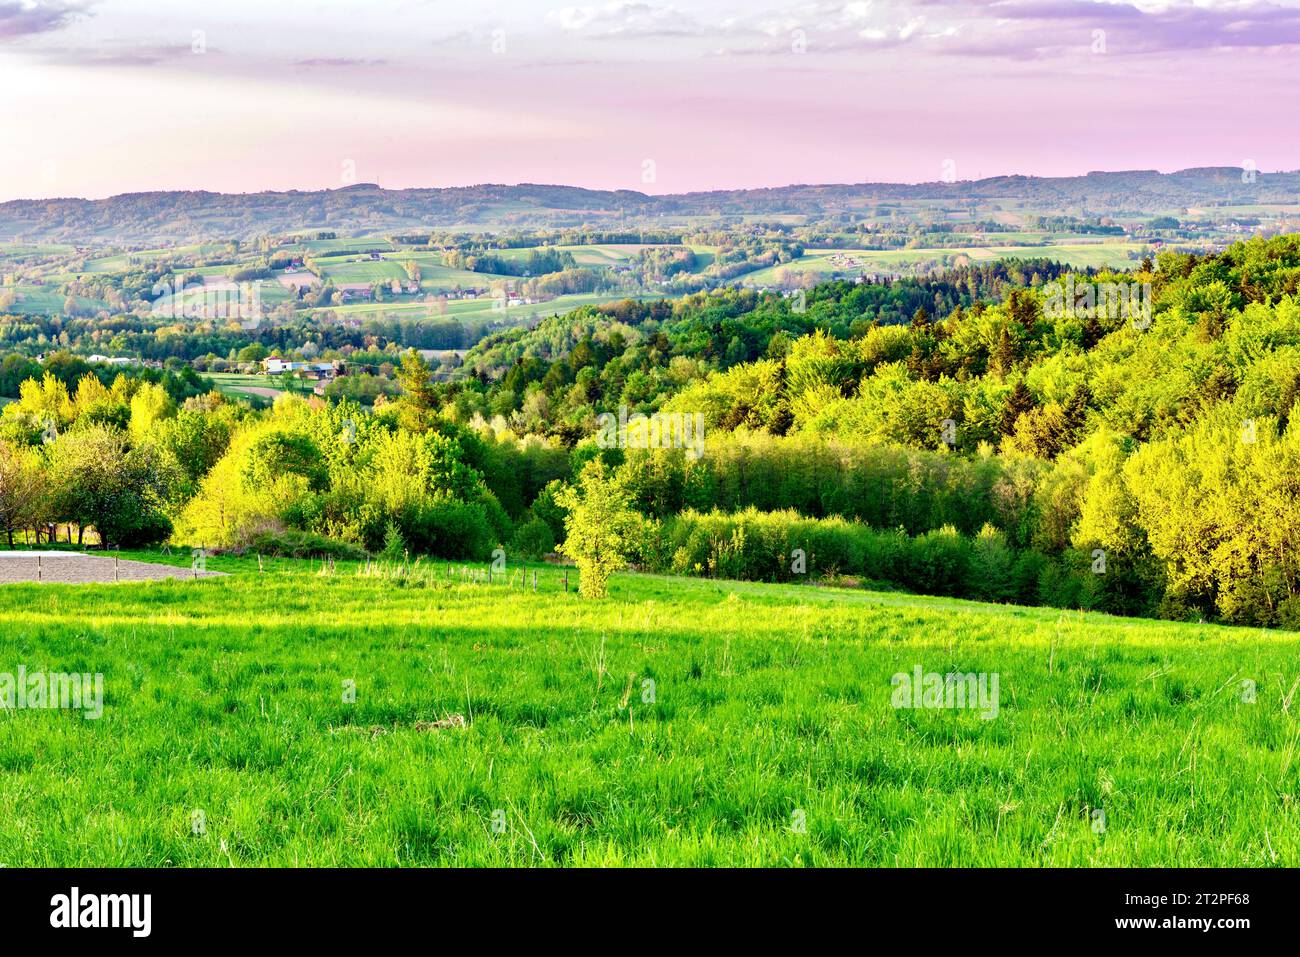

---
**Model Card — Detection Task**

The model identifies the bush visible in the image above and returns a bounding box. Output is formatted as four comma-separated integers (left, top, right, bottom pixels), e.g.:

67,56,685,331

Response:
654,506,1138,615
380,521,406,562
512,517,555,560
902,525,972,597
248,529,368,560
406,500,496,560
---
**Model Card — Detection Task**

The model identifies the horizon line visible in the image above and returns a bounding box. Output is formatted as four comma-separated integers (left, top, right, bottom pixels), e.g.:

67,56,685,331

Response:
3,165,1298,206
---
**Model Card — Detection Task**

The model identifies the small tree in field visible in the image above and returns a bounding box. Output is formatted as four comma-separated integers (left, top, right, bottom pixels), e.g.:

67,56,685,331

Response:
557,459,639,599
0,441,41,547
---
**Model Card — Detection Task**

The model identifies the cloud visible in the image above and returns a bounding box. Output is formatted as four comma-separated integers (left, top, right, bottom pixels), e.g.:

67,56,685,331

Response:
28,41,195,68
546,2,694,37
294,57,389,68
717,0,1300,59
918,0,1300,55
0,0,86,40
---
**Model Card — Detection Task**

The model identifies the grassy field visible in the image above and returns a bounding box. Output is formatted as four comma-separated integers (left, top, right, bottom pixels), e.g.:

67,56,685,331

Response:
206,372,312,401
314,258,409,285
5,285,106,315
741,242,1151,284
1,553,1297,867
314,291,638,323
287,237,395,254
396,256,510,291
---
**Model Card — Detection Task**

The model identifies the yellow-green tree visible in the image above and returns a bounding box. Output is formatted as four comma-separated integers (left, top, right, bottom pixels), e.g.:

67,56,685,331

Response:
556,459,640,598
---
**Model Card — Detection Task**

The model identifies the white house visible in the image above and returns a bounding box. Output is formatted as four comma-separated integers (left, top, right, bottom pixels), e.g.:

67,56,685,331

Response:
263,357,344,380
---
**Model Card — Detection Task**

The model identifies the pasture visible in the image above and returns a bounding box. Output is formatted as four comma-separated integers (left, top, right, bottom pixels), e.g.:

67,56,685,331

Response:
741,242,1149,283
1,553,1296,866
313,258,408,285
206,372,308,401
314,291,639,324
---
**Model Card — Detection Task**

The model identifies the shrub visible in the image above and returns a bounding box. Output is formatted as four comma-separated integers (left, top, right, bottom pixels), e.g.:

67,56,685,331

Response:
512,517,556,560
248,529,367,561
380,521,406,562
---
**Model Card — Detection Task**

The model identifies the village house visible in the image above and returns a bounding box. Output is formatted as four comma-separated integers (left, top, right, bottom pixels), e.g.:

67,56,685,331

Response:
338,283,373,302
262,357,346,381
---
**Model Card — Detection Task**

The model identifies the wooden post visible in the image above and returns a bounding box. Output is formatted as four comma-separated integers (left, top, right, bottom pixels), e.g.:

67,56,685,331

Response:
115,554,119,582
532,570,537,592
37,554,42,583
564,569,569,593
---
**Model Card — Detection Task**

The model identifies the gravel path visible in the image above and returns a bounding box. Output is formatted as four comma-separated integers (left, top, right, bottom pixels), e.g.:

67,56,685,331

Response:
0,553,226,584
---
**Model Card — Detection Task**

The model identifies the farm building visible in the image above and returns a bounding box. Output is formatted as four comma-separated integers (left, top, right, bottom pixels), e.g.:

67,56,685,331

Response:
277,270,321,290
338,283,373,302
263,357,345,380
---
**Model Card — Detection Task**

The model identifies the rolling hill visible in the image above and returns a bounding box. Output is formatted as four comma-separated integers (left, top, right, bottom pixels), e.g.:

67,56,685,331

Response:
2,168,1298,244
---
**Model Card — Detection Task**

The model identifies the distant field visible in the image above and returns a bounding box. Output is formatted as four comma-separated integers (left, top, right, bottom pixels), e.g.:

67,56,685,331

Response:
315,257,408,285
289,237,395,254
80,243,231,274
1183,204,1300,216
4,285,105,314
315,291,639,324
149,279,291,317
557,243,659,264
0,243,75,258
206,372,308,401
741,242,1150,284
377,253,508,291
2,553,1298,865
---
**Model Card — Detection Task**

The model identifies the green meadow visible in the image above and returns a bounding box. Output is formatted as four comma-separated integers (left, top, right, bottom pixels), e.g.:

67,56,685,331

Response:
5,285,106,315
314,291,636,323
741,242,1149,284
314,257,409,285
205,372,316,401
1,554,1297,867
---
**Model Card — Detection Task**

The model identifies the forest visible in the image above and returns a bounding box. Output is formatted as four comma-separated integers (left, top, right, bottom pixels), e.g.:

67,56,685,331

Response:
3,235,1299,626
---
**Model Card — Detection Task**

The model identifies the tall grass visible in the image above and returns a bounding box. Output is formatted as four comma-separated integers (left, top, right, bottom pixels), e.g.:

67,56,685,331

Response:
0,554,1296,866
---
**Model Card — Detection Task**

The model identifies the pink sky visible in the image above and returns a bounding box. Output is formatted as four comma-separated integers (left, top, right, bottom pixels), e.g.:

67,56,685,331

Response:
0,0,1297,200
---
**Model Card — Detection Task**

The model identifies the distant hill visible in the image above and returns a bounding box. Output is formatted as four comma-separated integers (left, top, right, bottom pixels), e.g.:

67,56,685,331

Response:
2,168,1297,243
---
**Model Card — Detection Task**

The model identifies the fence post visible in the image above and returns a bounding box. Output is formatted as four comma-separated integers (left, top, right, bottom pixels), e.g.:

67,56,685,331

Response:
564,569,568,593
533,570,537,592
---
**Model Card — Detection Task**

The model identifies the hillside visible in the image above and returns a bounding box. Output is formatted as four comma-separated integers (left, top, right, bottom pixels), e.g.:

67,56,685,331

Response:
4,236,1300,632
2,552,1296,866
3,168,1299,243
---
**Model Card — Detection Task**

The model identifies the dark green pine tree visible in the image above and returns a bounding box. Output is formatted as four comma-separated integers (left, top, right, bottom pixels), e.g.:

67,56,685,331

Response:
1000,380,1035,435
992,327,1018,377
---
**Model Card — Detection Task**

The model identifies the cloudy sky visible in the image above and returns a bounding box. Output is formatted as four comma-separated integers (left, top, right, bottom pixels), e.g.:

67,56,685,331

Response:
0,0,1297,199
